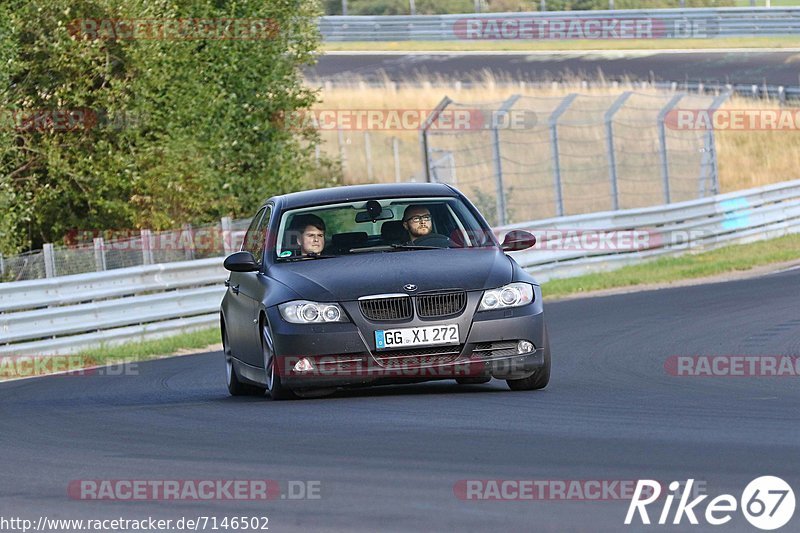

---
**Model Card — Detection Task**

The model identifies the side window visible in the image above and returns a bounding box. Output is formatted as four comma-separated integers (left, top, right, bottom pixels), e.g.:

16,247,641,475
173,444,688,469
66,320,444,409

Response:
253,206,271,264
242,207,267,262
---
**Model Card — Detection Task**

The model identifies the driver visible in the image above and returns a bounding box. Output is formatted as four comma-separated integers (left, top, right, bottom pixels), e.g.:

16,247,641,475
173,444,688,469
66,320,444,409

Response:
402,205,437,243
291,214,326,256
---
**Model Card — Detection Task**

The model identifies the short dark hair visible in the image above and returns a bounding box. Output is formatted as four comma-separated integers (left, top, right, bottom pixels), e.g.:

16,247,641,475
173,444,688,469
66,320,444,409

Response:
290,213,326,233
402,204,430,222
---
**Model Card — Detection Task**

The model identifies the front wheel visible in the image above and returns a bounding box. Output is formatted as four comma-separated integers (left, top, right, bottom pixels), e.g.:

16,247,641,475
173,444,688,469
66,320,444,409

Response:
506,326,551,391
224,327,265,396
262,321,295,401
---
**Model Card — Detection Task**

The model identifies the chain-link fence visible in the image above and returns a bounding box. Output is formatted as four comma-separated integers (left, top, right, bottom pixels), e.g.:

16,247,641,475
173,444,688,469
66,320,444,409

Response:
421,90,728,225
0,217,251,283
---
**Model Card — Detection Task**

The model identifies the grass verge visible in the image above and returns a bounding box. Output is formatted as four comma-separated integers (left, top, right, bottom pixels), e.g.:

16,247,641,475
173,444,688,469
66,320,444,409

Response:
323,37,800,53
541,233,800,299
77,327,221,367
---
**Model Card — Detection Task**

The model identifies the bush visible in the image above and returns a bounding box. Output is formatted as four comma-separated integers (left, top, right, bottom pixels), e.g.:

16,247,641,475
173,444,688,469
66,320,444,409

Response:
0,0,332,254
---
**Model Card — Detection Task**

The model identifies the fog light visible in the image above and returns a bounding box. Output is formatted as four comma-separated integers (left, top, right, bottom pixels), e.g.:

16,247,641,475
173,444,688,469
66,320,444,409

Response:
293,358,315,373
517,340,534,354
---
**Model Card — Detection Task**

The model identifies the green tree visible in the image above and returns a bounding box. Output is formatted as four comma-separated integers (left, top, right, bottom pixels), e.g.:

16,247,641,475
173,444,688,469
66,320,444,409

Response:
0,0,332,254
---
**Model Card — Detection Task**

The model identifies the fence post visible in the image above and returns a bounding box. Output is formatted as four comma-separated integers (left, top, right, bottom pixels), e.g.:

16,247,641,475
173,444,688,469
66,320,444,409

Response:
700,91,731,196
548,93,578,217
657,94,684,204
182,224,196,261
0,253,4,278
540,0,546,11
342,0,348,15
140,229,153,265
337,129,348,175
93,237,107,271
491,95,521,226
419,96,452,183
43,243,56,278
604,91,633,211
221,217,234,256
392,137,402,183
364,131,374,182
409,0,416,15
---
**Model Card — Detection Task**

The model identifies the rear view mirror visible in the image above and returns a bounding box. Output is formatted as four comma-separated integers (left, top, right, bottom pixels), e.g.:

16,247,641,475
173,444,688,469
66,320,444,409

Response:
355,208,394,223
501,230,536,252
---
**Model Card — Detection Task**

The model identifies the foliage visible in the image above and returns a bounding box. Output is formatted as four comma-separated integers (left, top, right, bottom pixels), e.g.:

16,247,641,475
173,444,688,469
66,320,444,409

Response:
0,0,334,254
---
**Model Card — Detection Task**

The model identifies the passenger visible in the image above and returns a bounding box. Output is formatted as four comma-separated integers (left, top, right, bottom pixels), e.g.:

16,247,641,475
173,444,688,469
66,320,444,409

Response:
291,214,326,256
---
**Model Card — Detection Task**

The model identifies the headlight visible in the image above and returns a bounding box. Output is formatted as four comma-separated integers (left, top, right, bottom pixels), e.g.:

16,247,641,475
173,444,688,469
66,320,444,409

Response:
478,282,534,311
278,301,349,324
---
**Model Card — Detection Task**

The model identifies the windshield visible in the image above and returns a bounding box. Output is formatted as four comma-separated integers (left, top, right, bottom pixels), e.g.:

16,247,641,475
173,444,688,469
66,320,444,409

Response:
274,196,494,260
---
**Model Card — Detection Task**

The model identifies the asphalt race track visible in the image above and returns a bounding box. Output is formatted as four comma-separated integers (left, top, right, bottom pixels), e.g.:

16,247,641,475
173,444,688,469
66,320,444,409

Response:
1,268,799,532
311,50,800,87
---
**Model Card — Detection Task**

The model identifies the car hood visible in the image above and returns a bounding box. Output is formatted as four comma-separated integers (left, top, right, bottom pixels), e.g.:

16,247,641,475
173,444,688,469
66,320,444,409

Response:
268,248,513,302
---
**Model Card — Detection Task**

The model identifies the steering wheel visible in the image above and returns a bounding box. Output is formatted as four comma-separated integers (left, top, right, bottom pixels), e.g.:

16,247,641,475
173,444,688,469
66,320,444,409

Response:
412,233,452,248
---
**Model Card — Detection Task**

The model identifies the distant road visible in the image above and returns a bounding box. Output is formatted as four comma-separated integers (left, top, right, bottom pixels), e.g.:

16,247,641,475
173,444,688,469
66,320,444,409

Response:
310,50,800,86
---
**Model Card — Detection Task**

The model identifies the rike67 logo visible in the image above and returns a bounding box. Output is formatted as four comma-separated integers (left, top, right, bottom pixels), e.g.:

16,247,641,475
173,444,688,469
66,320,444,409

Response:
625,477,795,530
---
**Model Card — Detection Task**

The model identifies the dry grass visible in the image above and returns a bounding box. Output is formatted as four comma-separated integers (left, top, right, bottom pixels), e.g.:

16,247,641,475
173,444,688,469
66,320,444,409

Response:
312,76,800,222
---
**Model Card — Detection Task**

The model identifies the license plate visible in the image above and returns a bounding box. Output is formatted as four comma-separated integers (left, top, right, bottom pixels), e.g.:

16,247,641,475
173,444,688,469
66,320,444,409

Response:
375,324,459,350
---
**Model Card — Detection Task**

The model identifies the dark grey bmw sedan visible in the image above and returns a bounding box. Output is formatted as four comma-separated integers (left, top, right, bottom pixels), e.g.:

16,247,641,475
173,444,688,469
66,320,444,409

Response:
221,183,550,400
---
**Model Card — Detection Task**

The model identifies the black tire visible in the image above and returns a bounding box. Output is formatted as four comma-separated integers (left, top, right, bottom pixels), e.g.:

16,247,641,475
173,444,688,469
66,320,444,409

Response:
506,326,551,391
262,320,295,401
456,377,491,385
224,327,265,396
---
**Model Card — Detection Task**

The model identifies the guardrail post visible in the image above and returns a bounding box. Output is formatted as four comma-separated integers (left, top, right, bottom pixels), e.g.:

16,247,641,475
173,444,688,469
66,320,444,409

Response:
182,224,196,260
419,96,452,183
657,94,684,204
700,91,731,197
392,137,402,183
140,229,153,265
604,91,633,211
0,254,4,278
364,131,374,182
93,237,107,271
549,93,578,217
341,0,347,16
221,217,234,256
409,0,416,15
43,243,56,278
491,94,521,226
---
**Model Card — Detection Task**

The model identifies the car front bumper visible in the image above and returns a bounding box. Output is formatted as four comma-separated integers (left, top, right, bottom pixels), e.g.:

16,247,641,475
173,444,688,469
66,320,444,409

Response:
267,295,547,390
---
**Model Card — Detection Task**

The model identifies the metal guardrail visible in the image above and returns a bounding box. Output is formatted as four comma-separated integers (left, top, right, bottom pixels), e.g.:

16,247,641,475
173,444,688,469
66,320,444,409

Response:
319,8,800,41
1,179,799,356
0,258,226,356
500,178,800,281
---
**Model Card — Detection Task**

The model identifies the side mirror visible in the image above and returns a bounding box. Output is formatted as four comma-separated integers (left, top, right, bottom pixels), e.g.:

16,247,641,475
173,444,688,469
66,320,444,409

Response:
501,230,536,252
224,251,259,272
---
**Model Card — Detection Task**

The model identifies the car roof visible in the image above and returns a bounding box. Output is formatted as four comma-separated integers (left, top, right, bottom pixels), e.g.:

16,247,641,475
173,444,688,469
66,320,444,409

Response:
271,183,459,210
